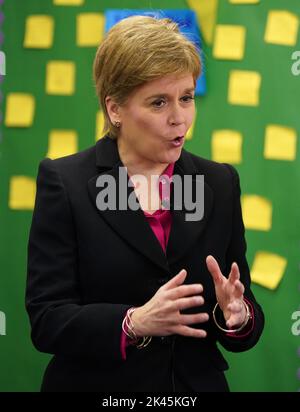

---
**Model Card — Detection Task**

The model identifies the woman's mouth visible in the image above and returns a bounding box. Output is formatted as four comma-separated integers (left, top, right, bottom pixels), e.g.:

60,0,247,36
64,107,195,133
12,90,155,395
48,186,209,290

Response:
170,136,184,147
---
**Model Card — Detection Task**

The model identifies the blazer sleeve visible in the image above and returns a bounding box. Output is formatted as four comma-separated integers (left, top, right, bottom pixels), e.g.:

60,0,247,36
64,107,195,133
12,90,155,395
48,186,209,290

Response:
213,164,265,352
26,158,131,362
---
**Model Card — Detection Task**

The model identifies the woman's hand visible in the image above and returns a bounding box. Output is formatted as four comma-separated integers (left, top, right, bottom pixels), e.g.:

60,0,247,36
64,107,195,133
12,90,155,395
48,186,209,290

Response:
206,255,247,329
131,269,209,338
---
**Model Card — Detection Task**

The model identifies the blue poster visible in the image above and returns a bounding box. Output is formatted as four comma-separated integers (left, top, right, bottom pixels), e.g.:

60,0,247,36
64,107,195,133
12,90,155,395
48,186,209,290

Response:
104,9,206,96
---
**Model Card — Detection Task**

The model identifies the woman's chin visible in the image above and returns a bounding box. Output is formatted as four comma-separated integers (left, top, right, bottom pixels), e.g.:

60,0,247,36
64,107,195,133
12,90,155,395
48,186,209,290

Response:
163,147,183,164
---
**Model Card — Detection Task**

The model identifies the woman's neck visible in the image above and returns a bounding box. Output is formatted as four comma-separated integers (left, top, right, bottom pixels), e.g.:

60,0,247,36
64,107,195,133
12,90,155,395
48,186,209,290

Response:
117,139,169,180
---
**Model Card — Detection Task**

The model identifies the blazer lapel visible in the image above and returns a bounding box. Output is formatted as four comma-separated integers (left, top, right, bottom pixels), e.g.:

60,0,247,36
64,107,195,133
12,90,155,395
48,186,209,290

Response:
166,152,214,266
87,136,214,273
87,137,170,274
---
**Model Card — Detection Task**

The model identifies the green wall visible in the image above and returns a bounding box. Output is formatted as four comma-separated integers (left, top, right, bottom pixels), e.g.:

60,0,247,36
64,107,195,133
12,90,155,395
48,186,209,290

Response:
0,0,299,391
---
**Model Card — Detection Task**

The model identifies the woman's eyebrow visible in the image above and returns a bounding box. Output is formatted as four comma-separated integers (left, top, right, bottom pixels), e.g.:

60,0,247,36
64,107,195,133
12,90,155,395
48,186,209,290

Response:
145,87,195,101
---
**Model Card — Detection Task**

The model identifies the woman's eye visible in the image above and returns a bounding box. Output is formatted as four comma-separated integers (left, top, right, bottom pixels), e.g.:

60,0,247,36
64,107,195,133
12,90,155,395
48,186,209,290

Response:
151,95,194,108
152,99,165,108
182,95,195,102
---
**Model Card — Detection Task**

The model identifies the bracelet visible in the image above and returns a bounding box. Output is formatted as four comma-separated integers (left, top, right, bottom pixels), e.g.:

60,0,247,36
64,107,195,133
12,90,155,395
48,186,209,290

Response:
212,300,252,333
122,307,152,349
122,307,137,340
136,335,152,349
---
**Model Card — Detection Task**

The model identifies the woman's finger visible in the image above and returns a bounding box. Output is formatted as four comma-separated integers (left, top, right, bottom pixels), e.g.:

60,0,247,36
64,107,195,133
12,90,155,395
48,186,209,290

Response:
167,284,203,300
172,295,204,311
234,280,245,297
228,262,240,284
179,312,209,325
226,312,245,329
227,300,244,313
206,255,223,284
161,269,187,290
173,324,207,338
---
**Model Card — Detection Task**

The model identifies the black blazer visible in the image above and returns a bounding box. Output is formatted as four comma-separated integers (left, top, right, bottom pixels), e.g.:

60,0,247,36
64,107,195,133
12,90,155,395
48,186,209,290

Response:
26,135,264,392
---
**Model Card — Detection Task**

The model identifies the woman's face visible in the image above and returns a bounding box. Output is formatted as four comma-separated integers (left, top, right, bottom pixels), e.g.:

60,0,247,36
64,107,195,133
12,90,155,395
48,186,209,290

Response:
109,73,196,167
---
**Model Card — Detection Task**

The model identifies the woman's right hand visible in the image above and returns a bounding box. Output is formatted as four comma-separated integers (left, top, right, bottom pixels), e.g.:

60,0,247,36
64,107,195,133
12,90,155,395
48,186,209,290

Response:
131,269,209,338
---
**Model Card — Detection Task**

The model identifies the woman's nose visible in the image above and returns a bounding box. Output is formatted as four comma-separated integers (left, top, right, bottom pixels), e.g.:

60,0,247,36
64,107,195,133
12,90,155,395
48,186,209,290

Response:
168,104,185,126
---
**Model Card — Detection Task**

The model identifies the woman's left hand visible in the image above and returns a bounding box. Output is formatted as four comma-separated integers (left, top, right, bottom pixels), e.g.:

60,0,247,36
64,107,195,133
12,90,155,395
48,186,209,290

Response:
206,255,247,329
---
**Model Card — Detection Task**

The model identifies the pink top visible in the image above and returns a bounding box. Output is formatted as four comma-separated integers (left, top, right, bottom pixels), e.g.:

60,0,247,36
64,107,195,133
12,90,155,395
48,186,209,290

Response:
120,163,254,360
121,163,174,359
142,162,174,252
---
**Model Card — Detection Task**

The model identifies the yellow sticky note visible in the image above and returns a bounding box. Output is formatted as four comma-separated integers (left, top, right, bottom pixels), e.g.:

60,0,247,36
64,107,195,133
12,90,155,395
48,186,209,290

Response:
77,13,104,47
212,130,242,164
264,10,299,46
251,251,287,290
9,176,36,210
47,130,78,159
5,93,35,127
213,25,246,60
229,0,259,4
53,0,84,5
186,116,196,141
228,70,261,106
46,61,75,95
24,15,54,49
95,111,105,141
187,0,218,45
264,125,297,161
241,195,272,231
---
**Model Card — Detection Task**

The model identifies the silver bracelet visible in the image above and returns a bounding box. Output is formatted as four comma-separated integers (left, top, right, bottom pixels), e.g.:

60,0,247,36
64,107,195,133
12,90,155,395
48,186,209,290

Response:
122,307,152,348
212,300,252,333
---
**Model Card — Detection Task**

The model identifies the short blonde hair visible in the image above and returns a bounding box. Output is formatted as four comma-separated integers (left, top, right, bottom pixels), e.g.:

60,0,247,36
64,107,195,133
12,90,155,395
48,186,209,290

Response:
93,15,201,139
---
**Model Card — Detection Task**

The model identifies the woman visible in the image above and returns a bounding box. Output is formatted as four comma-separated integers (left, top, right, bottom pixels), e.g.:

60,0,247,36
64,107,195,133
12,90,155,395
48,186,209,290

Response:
26,15,264,392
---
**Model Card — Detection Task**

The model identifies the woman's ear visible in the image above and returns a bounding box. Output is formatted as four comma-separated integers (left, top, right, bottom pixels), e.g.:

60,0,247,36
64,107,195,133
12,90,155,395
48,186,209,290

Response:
105,96,121,124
